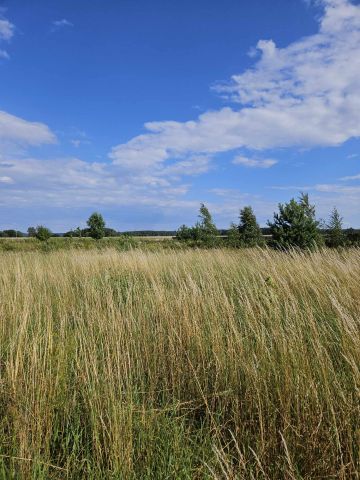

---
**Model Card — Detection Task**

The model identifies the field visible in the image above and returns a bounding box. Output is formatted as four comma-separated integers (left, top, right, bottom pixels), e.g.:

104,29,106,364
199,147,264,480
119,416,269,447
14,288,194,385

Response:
0,247,359,479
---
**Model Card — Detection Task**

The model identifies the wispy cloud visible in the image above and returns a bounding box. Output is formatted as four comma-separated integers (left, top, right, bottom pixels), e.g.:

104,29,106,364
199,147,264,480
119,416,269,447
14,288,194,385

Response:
51,19,74,32
340,173,360,181
0,18,14,41
0,15,15,60
233,155,277,168
0,176,13,184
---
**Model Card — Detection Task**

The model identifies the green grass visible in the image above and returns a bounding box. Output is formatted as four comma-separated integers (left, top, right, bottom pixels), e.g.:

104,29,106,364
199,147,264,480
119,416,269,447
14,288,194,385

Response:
0,248,358,478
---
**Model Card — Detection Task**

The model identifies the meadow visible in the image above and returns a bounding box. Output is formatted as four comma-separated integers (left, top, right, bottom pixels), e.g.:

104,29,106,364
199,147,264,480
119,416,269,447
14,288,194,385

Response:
0,247,358,479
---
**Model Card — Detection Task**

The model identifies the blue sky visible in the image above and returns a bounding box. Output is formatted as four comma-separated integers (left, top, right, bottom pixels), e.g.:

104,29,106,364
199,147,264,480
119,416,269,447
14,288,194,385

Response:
0,0,359,231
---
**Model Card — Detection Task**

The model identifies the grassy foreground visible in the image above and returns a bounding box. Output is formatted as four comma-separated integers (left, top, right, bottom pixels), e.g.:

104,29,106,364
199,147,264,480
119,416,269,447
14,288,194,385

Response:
0,248,359,479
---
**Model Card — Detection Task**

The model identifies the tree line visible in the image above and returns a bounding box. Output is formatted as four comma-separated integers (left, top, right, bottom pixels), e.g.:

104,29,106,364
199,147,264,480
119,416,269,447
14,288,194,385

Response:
1,193,359,248
176,193,359,249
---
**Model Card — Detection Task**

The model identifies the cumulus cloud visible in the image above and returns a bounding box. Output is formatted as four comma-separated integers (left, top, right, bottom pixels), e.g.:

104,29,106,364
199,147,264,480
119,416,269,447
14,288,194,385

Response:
110,0,360,173
0,111,56,147
233,155,277,168
0,156,195,210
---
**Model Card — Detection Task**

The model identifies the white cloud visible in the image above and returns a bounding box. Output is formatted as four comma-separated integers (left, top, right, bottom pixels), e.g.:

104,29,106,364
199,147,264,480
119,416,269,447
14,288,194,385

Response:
340,173,360,181
0,156,194,210
52,19,74,31
0,18,14,41
110,0,360,172
233,155,277,168
0,111,56,147
0,176,13,184
0,16,14,60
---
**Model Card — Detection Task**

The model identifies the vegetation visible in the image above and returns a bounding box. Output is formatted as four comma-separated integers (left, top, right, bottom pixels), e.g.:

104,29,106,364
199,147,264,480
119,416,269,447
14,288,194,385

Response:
1,193,359,250
238,206,264,247
176,203,219,247
0,248,358,479
0,229,24,238
326,207,347,248
268,193,323,250
87,212,106,240
34,225,52,241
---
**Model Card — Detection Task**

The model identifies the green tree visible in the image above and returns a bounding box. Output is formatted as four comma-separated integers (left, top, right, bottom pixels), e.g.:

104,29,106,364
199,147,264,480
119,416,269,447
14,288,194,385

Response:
227,222,241,248
196,203,219,246
326,207,346,248
238,206,264,247
268,193,322,250
35,225,52,242
176,224,195,241
87,212,106,240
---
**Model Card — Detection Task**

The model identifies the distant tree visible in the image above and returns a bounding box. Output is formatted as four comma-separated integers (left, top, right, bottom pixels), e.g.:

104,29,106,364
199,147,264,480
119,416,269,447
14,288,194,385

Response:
326,207,346,248
345,228,360,246
2,229,24,238
87,212,105,240
268,193,322,250
27,227,36,237
35,225,52,242
238,206,264,247
104,227,120,237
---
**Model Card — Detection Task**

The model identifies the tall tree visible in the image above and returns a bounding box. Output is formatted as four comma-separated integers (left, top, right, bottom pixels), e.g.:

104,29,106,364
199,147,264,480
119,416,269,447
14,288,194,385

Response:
268,193,322,250
87,212,106,240
238,206,264,247
327,207,346,248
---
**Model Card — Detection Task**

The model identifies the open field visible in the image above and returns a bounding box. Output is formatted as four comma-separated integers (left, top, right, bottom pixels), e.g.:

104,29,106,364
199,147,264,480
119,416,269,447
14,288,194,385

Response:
0,248,359,479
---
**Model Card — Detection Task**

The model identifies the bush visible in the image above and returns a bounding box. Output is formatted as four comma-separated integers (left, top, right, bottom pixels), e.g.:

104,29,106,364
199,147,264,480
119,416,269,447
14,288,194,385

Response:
35,225,52,242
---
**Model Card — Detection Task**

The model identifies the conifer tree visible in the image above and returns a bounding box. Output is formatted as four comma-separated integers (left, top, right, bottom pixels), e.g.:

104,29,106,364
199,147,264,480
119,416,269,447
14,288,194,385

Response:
268,193,322,250
238,206,264,247
327,207,346,248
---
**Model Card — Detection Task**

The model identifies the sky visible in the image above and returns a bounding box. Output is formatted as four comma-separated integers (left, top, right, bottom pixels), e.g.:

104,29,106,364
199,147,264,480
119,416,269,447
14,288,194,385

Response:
0,0,359,232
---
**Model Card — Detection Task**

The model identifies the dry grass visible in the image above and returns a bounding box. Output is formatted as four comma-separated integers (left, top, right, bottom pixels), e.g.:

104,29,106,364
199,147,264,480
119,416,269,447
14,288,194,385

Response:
0,248,359,479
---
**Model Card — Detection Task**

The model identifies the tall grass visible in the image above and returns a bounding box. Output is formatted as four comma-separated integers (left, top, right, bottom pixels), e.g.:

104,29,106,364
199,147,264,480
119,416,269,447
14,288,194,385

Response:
0,248,358,479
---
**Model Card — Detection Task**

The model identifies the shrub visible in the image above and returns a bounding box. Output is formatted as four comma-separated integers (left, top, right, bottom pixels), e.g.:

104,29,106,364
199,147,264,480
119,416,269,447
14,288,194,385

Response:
35,225,52,242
